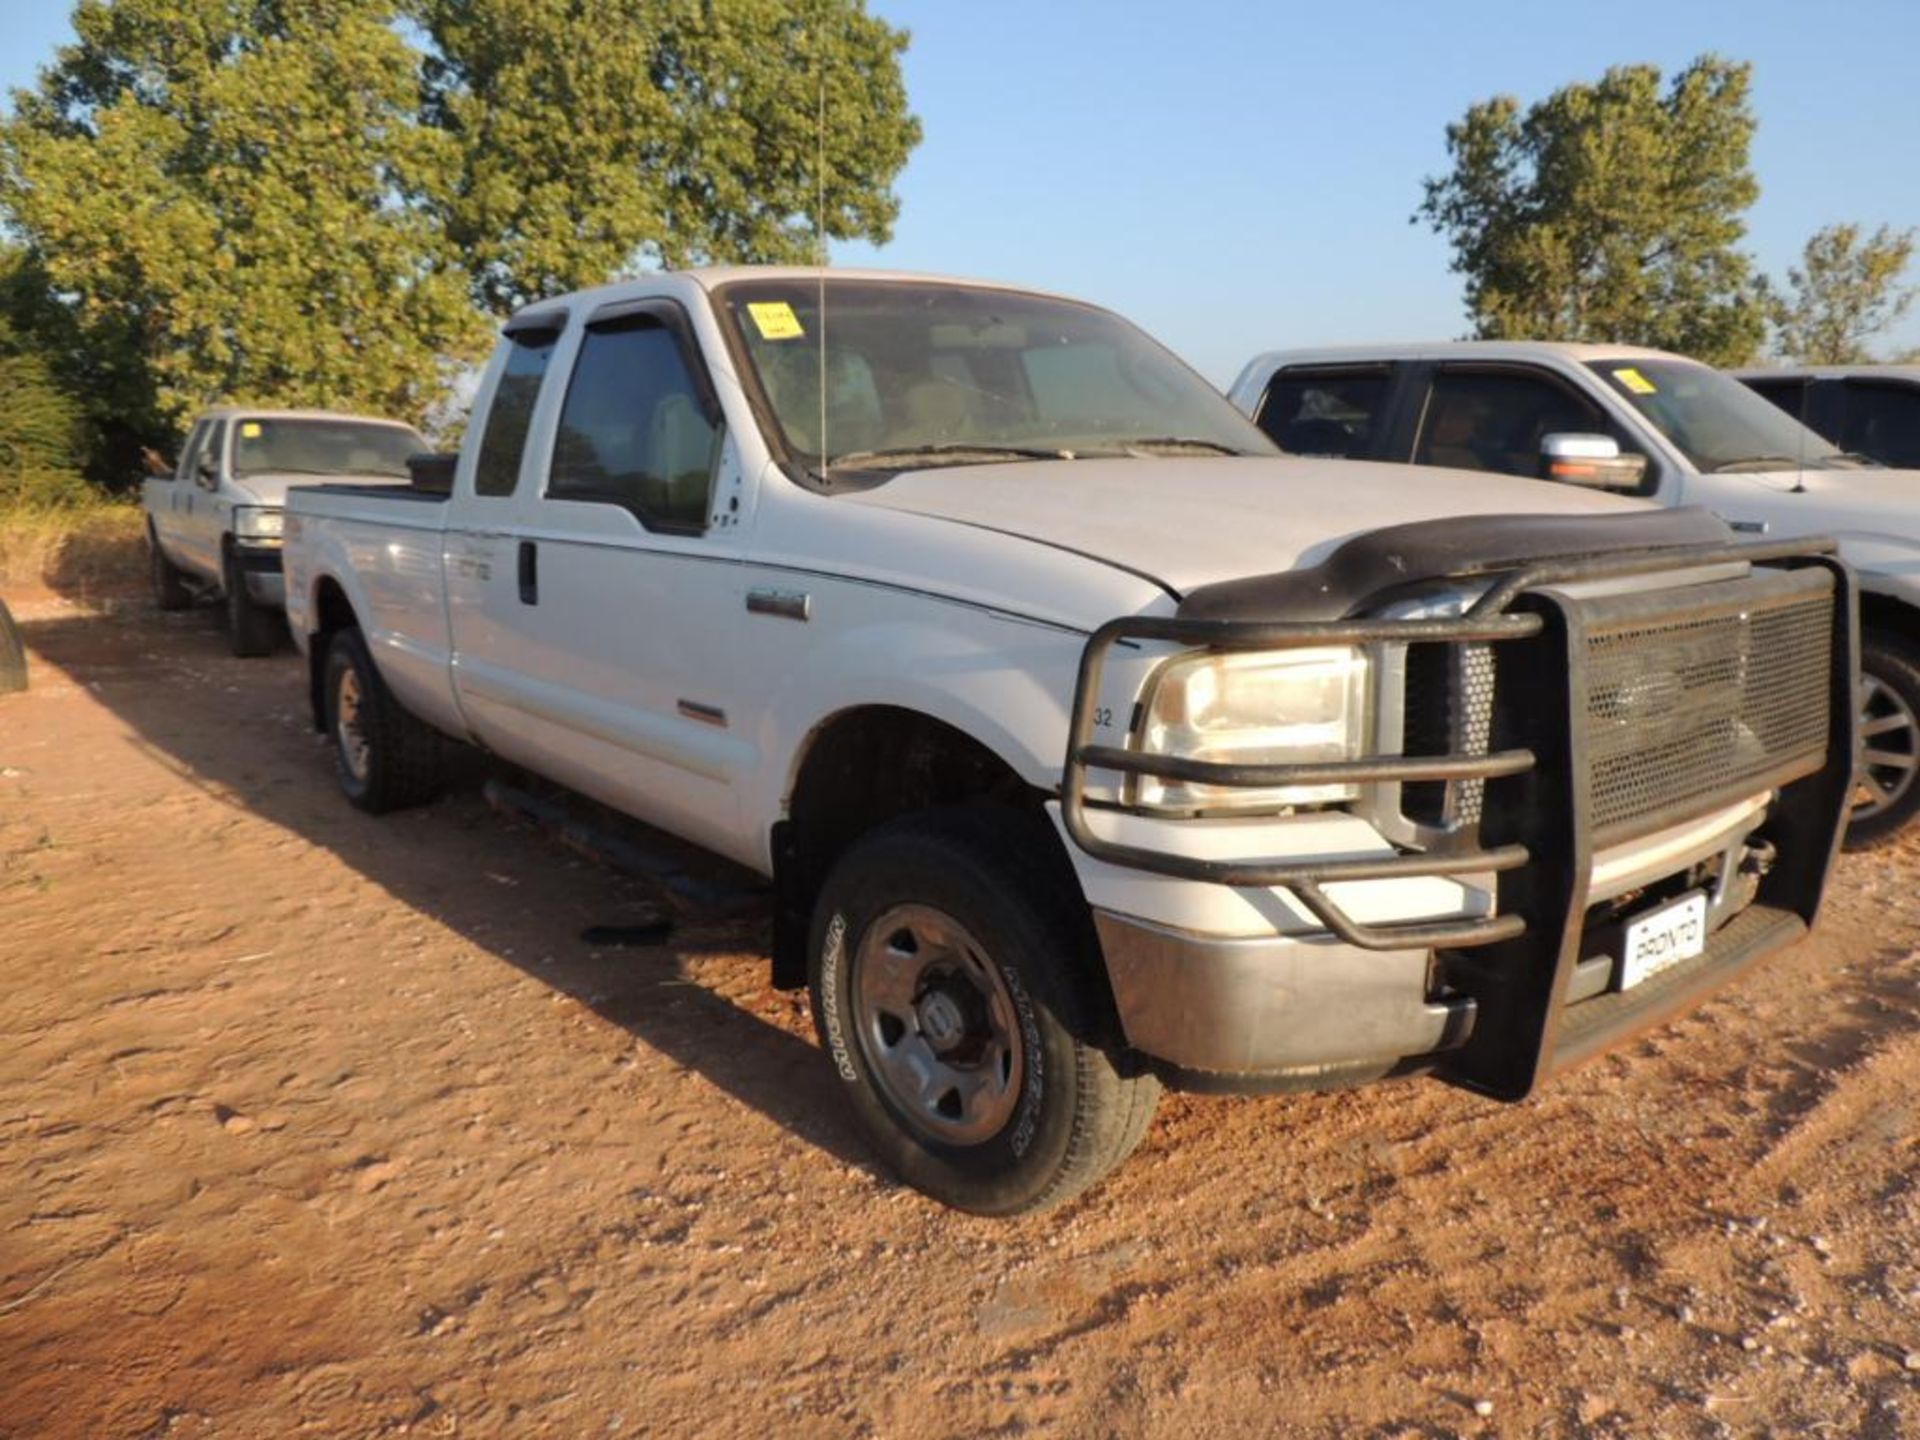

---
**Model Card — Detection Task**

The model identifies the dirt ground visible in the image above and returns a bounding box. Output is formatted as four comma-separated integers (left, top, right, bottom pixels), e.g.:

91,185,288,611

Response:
3,588,1919,1440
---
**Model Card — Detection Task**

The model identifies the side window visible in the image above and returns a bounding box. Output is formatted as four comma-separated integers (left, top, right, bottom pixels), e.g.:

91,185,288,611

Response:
1415,370,1612,481
1842,383,1920,469
549,320,720,532
175,421,210,483
474,332,559,497
1256,369,1390,457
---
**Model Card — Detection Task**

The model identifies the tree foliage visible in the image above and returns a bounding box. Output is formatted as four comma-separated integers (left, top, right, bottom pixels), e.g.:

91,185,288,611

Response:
1418,56,1768,366
1766,222,1917,365
1,0,489,453
418,0,922,314
0,0,921,487
0,252,90,509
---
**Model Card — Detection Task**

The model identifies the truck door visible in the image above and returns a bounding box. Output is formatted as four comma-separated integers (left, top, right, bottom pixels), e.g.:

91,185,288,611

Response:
186,418,231,574
169,420,218,579
475,297,755,861
442,313,567,760
1410,364,1663,498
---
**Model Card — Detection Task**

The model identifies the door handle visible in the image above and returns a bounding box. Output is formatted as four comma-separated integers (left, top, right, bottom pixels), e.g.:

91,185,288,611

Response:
746,588,810,622
517,540,538,604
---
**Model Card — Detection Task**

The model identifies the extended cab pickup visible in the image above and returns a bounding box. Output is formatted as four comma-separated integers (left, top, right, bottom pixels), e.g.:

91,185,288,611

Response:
1232,342,1920,844
284,272,1854,1214
143,407,426,655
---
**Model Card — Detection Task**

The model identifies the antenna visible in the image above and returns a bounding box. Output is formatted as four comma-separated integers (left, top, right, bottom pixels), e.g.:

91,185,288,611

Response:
815,49,829,485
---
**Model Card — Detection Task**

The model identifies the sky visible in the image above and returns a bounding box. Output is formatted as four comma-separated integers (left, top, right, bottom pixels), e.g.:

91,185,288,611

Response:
3,0,1918,384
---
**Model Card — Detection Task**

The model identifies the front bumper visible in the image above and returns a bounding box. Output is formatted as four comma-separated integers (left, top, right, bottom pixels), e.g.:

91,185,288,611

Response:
1065,536,1857,1095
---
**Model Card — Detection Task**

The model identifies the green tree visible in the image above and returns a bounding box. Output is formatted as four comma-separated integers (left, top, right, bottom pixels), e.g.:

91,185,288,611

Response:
0,257,89,510
0,0,490,462
1418,56,1768,366
1766,223,1917,364
418,0,921,313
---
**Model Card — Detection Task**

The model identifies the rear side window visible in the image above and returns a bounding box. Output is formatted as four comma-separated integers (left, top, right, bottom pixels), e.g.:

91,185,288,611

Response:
1842,383,1920,468
474,333,558,497
1743,376,1810,423
175,420,211,482
549,320,721,532
1414,370,1611,481
1256,370,1390,457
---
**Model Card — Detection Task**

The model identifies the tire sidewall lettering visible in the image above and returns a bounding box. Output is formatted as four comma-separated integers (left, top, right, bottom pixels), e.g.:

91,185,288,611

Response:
819,910,859,1083
1001,963,1044,1159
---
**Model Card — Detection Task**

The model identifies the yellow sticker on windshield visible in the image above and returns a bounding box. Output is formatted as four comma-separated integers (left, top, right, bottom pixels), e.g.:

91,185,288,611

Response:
241,421,263,438
747,301,805,341
1613,367,1657,395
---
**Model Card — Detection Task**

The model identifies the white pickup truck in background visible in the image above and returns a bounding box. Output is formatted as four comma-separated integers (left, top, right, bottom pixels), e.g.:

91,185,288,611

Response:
282,270,1853,1214
1231,342,1920,844
142,407,426,655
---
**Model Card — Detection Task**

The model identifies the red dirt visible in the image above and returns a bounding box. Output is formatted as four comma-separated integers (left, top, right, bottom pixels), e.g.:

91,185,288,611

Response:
3,594,1918,1438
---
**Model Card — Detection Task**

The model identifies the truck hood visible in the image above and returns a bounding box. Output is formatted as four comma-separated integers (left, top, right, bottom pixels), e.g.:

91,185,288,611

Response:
230,472,410,506
842,455,1648,595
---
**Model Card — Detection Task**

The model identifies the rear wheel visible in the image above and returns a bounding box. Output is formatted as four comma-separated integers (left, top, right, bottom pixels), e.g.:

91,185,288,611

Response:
809,808,1159,1215
149,530,191,612
223,551,279,657
324,627,442,813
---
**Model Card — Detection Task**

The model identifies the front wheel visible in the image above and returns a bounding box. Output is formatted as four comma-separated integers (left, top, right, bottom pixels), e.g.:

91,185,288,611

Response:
323,627,443,813
223,552,279,657
809,809,1159,1216
1848,632,1920,849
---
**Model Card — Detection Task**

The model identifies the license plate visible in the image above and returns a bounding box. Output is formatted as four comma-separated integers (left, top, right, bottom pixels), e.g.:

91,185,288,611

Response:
1619,891,1709,990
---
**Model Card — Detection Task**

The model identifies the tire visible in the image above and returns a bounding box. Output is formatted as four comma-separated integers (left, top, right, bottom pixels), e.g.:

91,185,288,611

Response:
223,551,279,657
1847,631,1920,850
0,596,26,695
150,530,192,612
323,627,443,813
808,807,1160,1216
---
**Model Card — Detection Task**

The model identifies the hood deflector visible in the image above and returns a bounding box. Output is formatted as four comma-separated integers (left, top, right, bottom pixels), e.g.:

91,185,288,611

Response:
1178,507,1735,622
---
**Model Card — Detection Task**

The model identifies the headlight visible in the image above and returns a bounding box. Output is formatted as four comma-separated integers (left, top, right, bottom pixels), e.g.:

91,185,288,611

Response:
235,507,285,541
1132,646,1370,813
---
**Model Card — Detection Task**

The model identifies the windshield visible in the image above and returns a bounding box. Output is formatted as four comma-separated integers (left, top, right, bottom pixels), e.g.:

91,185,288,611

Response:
231,418,427,479
714,278,1275,478
1585,359,1846,473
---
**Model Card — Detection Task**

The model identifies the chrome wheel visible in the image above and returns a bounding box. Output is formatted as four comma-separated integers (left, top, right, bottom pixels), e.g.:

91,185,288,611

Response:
335,667,372,784
1856,671,1920,821
851,903,1024,1146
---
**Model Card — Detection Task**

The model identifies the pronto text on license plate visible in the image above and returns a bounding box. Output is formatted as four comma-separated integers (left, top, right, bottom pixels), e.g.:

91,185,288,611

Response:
1619,891,1709,990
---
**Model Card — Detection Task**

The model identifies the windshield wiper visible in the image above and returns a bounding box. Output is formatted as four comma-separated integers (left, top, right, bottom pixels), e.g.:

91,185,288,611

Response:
1114,437,1246,456
1707,455,1813,473
825,443,1078,471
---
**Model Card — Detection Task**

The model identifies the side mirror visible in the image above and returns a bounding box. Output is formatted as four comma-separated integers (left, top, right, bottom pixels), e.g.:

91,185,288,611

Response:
407,450,459,496
1541,433,1648,491
196,455,219,488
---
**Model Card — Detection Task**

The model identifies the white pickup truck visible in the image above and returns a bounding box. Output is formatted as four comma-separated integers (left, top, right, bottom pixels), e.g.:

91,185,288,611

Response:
142,406,426,655
1230,342,1920,844
283,270,1854,1214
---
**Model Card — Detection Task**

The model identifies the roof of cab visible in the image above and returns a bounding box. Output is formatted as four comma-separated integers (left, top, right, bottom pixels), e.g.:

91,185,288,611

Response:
194,405,420,428
1730,364,1920,383
1245,339,1699,368
504,265,1071,330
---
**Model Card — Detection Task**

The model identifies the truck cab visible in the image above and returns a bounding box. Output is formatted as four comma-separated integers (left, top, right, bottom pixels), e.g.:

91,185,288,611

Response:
142,406,426,655
1231,342,1917,844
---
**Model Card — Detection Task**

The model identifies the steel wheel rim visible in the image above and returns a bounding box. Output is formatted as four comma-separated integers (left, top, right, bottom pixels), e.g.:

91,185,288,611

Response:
335,668,372,783
1855,672,1920,820
851,903,1024,1146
